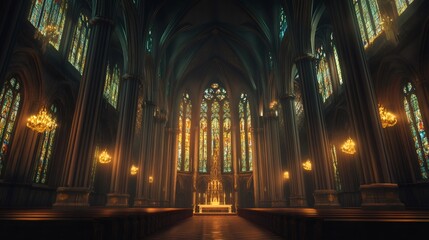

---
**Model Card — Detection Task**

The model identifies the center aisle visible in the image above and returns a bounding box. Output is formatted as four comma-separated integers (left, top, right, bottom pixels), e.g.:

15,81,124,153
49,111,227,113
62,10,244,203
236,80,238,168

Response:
146,215,284,240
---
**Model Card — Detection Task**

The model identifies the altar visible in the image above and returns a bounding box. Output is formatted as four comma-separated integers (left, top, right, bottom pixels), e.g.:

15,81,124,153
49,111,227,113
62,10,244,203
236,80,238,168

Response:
198,204,232,213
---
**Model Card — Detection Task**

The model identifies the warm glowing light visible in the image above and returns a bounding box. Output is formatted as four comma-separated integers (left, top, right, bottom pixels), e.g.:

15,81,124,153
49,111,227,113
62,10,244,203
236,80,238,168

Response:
269,100,278,110
34,24,59,52
211,83,219,89
341,137,356,155
283,171,290,180
148,176,154,183
130,165,138,175
98,149,112,164
379,105,397,128
26,107,57,133
302,160,312,171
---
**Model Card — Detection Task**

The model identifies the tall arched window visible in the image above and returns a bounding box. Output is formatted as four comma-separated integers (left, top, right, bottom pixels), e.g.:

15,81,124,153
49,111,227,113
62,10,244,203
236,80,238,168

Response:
199,83,231,173
279,6,288,40
316,46,333,102
331,145,342,191
0,78,22,177
68,13,90,74
33,104,58,184
354,0,382,48
28,0,67,50
177,93,192,172
239,94,253,172
104,63,120,108
330,33,343,85
403,82,429,179
395,0,414,15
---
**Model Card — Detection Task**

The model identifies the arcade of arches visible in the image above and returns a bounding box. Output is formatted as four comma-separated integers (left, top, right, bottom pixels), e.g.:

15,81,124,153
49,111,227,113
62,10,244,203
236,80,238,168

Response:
1,0,429,221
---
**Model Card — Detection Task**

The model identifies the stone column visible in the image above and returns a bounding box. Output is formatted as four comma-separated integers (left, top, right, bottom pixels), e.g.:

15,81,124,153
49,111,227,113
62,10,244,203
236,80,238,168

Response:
295,54,340,208
0,0,28,84
151,111,167,206
134,101,156,206
106,75,140,207
279,95,307,207
324,0,403,208
53,9,116,207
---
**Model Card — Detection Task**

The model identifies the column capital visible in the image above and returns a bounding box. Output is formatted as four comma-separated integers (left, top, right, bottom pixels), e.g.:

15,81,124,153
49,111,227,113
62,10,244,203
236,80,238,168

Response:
294,53,316,63
90,16,114,26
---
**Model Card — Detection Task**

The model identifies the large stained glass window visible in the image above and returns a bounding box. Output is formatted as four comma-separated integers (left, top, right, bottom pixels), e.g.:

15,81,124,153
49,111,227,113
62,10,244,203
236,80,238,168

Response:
28,0,67,50
294,76,305,128
199,83,231,173
33,105,58,184
330,33,343,85
354,0,382,48
331,145,342,191
0,78,21,177
68,13,90,74
316,46,333,102
104,63,121,108
403,82,429,179
177,93,192,172
395,0,414,15
239,94,253,172
279,7,288,40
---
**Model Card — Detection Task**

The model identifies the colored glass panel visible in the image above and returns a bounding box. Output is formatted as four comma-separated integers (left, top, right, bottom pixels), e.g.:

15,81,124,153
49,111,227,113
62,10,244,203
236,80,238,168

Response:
68,13,89,74
0,78,21,177
34,105,58,184
177,93,192,172
239,93,253,172
404,82,429,179
28,0,67,50
104,63,120,108
331,145,342,191
354,0,382,48
279,7,288,40
146,27,153,53
316,46,333,102
395,0,414,15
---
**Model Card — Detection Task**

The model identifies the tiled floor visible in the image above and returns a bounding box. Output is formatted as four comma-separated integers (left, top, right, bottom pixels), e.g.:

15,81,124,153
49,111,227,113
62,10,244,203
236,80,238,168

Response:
146,215,284,240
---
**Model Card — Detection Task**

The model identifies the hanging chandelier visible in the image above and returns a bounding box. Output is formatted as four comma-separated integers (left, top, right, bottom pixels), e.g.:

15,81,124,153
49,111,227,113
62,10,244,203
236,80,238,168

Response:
98,149,112,164
379,105,397,128
26,106,57,133
130,164,139,175
302,160,312,171
341,137,356,155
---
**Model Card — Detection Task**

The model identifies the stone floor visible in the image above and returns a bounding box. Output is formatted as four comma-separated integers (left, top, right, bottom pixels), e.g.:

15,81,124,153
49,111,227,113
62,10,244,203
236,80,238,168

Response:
146,215,284,240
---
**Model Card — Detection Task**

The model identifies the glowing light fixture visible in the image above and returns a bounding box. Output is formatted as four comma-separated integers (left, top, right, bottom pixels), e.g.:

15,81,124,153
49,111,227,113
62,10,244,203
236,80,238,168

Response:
149,176,154,183
130,164,139,175
26,106,57,133
379,105,397,128
283,171,290,180
302,160,312,171
341,137,356,155
98,149,112,164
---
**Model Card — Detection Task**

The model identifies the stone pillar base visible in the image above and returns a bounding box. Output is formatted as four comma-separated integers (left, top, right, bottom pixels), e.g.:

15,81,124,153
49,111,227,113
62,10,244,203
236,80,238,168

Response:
289,196,307,207
106,193,130,207
360,183,404,209
313,189,340,208
133,198,150,207
53,187,90,207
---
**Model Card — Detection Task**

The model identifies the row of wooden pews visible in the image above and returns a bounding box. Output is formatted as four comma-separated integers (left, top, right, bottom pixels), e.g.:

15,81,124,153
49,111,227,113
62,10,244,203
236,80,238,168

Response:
0,207,193,240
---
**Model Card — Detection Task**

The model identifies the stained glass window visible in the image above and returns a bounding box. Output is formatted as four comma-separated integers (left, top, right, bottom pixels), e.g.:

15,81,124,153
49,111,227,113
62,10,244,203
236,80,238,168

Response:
239,94,253,172
177,93,192,172
403,82,429,179
279,7,288,40
68,13,90,74
28,0,67,50
330,33,343,85
294,76,304,128
316,46,333,102
33,105,58,184
395,0,414,15
199,83,231,173
354,0,382,48
146,26,153,53
104,63,120,108
331,145,342,191
0,78,21,177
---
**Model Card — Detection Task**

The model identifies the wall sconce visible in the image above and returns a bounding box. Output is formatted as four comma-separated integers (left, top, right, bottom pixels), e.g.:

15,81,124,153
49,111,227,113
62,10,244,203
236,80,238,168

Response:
302,160,312,171
130,164,138,175
98,149,112,164
283,171,290,180
341,137,356,155
148,176,154,183
379,104,397,128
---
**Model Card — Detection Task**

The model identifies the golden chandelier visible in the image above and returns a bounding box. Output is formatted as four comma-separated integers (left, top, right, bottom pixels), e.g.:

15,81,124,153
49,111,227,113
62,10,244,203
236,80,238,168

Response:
341,137,356,155
302,160,312,171
98,149,112,164
379,105,397,128
26,107,57,133
130,165,139,175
